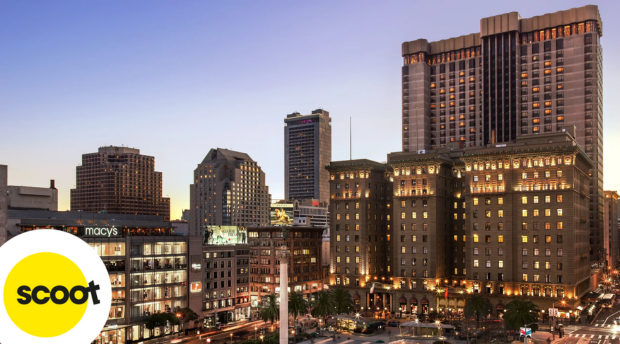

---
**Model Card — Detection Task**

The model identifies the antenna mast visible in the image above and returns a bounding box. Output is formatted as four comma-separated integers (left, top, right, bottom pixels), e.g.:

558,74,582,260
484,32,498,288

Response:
350,117,352,160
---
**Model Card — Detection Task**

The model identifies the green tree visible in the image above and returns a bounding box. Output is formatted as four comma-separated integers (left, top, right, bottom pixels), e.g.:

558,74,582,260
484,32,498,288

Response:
145,313,180,337
311,290,335,333
504,298,539,330
176,307,199,331
464,294,491,329
332,288,353,314
289,291,309,328
261,293,280,326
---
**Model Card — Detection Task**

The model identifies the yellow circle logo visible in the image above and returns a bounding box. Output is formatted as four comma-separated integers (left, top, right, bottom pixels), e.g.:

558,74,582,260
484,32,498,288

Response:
3,252,88,338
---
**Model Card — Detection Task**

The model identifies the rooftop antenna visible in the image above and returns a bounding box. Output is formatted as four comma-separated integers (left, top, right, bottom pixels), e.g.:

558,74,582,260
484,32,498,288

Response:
350,117,352,160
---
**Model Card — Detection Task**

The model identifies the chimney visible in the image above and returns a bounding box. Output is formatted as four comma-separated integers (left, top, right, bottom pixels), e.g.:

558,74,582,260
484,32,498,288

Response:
50,180,56,189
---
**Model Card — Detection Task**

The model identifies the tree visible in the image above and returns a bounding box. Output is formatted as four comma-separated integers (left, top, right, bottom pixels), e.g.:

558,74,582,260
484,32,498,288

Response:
289,291,309,329
504,298,539,330
145,313,180,337
261,293,280,326
311,290,335,333
176,307,199,331
464,294,491,329
332,288,353,315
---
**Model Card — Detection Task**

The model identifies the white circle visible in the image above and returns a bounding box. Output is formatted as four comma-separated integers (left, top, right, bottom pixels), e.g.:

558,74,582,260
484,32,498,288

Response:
0,230,112,344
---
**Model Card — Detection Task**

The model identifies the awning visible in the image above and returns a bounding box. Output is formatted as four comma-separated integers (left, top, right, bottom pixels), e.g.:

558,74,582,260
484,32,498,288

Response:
410,298,418,305
399,297,407,303
496,304,504,310
353,293,360,299
421,299,429,304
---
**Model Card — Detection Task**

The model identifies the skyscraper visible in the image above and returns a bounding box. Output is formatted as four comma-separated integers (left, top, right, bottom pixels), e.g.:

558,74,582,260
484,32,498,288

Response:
401,4,603,259
190,148,270,235
70,146,170,220
284,109,332,203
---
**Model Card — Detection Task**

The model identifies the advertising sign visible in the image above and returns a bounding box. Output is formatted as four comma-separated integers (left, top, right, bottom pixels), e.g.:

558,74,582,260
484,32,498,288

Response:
270,204,294,226
204,226,247,245
548,308,559,317
190,282,202,293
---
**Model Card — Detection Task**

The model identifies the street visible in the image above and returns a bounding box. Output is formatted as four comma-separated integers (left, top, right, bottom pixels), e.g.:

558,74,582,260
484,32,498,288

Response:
556,303,620,344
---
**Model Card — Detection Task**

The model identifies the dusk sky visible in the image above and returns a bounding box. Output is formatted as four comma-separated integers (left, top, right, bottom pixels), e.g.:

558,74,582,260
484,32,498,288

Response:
1,0,618,220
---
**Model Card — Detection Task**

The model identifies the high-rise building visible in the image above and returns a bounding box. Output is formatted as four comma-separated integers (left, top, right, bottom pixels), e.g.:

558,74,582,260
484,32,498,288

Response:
284,109,332,203
604,191,619,267
327,130,594,316
190,148,270,234
70,146,170,220
401,5,603,259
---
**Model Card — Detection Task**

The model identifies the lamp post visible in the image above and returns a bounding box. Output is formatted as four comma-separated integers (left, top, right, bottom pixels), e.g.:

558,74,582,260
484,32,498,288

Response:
230,333,233,344
255,326,258,340
292,329,296,344
260,335,264,344
207,338,211,344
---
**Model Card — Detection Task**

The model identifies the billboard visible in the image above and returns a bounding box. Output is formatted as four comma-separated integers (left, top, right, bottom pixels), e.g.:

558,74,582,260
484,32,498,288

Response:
270,204,294,226
204,226,248,245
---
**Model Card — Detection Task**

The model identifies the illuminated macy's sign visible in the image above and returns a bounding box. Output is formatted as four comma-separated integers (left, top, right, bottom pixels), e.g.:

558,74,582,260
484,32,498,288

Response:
85,226,119,237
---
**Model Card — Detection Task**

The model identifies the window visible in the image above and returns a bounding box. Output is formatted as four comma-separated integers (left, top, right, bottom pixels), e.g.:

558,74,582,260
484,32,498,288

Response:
486,260,491,268
474,260,479,268
557,209,563,216
498,197,503,205
557,222,563,230
557,249,563,257
522,196,528,204
522,235,528,243
473,198,479,206
498,235,504,243
473,234,479,243
545,235,551,243
522,210,528,217
557,235,563,243
498,248,504,256
522,248,528,256
545,196,551,203
557,195,563,203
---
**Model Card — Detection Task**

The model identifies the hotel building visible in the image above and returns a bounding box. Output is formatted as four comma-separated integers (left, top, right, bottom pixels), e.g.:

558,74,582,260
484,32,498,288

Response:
70,146,170,221
190,148,271,236
327,129,594,318
401,5,604,260
284,110,332,204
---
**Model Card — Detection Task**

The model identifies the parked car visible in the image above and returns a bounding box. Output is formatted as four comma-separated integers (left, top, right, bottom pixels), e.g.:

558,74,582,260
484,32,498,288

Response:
388,321,400,327
216,323,230,330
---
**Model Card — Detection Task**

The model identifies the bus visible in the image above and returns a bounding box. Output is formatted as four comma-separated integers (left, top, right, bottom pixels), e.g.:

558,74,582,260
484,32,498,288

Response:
601,294,616,308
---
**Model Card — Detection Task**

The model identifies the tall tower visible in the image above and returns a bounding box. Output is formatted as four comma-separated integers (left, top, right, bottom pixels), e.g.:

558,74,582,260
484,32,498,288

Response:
190,148,270,235
70,146,170,220
401,5,604,260
284,109,332,203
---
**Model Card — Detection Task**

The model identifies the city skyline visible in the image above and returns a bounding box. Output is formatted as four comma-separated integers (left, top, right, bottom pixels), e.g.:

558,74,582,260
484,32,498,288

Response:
1,0,619,220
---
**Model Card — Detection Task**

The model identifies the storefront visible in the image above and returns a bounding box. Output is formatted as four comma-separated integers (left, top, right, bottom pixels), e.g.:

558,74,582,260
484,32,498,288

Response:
93,326,128,344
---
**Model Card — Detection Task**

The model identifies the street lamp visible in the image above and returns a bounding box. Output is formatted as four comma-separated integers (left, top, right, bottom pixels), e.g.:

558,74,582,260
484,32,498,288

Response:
230,333,233,344
255,326,258,340
260,335,264,344
292,329,296,344
207,338,211,344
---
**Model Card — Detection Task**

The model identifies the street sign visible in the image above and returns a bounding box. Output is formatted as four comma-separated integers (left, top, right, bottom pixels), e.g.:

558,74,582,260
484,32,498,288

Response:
548,308,559,316
520,328,532,337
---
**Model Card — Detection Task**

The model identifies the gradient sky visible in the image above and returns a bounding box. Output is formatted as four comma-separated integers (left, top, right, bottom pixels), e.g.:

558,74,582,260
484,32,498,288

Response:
1,0,618,220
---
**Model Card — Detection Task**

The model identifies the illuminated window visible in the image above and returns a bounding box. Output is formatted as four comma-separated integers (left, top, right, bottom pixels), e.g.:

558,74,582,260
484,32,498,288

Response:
522,235,528,243
498,210,504,218
498,235,504,243
532,87,540,93
533,119,540,124
498,197,503,205
557,67,564,73
544,101,552,107
533,103,540,108
522,210,528,217
544,61,552,67
522,196,528,204
557,209,563,216
557,195,563,203
544,69,551,75
521,73,528,78
473,198,478,205
473,234,479,243
557,222,563,229
545,209,551,216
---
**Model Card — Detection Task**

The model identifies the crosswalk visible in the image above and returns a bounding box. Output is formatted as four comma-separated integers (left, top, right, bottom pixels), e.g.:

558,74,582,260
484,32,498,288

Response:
567,334,618,339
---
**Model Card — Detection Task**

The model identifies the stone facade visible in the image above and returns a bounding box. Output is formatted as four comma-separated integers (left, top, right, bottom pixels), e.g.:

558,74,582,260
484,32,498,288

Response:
401,5,604,261
604,191,619,267
327,131,593,317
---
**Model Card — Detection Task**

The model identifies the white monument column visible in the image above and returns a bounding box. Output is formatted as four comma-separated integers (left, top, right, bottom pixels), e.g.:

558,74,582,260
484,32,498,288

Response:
277,248,290,344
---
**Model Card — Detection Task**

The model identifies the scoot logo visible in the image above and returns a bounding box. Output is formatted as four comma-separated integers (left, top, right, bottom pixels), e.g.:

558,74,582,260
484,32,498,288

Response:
0,230,111,344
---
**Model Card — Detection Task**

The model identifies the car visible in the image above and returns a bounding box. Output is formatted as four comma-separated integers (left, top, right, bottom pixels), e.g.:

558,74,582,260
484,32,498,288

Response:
388,321,400,327
216,323,230,330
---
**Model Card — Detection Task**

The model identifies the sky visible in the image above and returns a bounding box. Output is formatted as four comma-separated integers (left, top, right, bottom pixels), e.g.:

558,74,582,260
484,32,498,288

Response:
1,0,619,220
